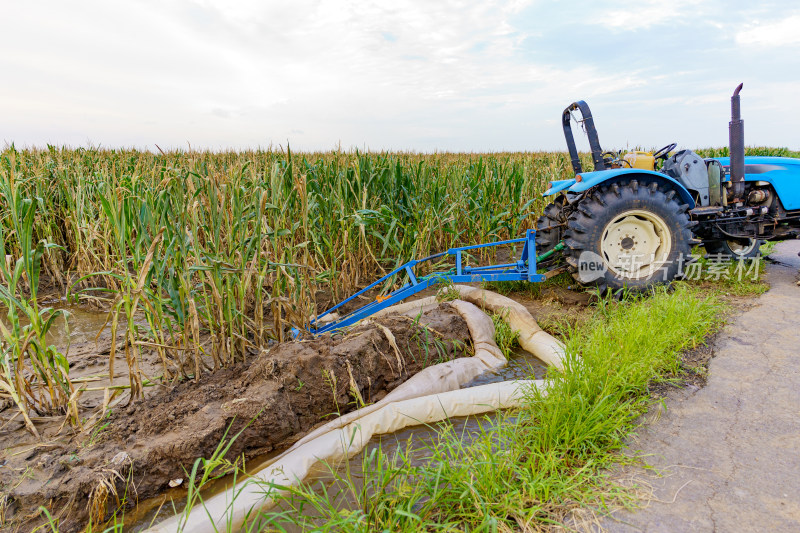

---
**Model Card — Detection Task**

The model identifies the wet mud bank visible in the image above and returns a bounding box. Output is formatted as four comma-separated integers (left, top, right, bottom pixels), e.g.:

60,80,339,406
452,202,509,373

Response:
0,306,471,533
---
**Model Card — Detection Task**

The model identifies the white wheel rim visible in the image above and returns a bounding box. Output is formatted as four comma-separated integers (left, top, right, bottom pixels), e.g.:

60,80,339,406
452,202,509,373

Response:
727,239,757,257
600,209,673,280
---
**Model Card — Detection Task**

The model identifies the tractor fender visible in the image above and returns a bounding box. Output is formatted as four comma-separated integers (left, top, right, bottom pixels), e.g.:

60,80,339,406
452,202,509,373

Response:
542,179,574,196
543,169,696,209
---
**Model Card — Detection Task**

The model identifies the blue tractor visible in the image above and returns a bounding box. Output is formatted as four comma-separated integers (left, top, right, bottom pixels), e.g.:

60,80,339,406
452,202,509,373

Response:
535,84,800,292
304,84,797,336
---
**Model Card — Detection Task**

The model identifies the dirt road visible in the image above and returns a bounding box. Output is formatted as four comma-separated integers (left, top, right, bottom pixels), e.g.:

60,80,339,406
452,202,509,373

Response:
603,240,800,532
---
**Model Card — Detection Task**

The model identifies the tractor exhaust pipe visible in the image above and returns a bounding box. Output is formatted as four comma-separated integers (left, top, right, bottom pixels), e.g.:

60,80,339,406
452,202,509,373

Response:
729,83,745,200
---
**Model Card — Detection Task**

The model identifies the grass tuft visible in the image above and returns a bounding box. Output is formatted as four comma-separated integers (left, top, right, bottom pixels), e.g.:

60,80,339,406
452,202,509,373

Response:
491,310,519,358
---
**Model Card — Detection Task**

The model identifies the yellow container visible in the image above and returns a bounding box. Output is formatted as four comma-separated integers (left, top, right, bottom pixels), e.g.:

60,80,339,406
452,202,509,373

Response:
622,151,655,170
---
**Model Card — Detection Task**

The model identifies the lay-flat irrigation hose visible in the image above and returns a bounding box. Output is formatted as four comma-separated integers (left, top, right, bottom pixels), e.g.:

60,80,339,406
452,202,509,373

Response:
145,292,566,533
448,284,566,370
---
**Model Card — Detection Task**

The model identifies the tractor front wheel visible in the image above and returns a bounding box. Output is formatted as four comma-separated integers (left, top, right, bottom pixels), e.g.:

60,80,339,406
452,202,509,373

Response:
563,179,694,293
704,238,762,259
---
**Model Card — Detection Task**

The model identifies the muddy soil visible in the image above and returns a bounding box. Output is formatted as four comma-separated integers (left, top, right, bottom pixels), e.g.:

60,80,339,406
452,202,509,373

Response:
0,305,471,533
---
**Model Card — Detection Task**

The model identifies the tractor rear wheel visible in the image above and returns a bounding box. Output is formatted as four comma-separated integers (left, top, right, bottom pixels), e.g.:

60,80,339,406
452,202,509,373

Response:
563,179,694,293
704,238,762,259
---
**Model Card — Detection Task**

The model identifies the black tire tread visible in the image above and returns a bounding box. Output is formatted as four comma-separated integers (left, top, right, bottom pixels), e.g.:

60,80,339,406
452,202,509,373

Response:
535,196,567,253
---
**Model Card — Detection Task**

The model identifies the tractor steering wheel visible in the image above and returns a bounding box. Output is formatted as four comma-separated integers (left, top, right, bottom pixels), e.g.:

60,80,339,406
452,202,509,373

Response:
653,142,677,160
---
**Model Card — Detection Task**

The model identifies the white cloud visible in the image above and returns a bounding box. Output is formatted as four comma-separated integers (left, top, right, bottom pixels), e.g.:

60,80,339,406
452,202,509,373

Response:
2,0,641,150
592,0,700,31
1,0,549,149
736,15,800,47
0,1,798,151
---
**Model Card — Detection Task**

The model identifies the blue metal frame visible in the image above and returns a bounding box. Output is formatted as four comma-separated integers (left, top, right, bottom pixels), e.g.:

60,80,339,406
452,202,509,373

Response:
305,229,545,336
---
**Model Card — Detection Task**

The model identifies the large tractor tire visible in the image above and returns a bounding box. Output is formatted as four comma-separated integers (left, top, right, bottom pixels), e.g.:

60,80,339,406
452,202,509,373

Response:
563,179,694,293
704,238,763,259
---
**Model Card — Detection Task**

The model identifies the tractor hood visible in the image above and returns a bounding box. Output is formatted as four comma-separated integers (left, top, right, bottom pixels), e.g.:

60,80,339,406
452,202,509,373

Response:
713,156,800,177
715,156,800,210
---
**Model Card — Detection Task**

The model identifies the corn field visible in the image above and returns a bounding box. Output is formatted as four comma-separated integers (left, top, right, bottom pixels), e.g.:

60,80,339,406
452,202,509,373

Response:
0,145,793,434
0,146,578,431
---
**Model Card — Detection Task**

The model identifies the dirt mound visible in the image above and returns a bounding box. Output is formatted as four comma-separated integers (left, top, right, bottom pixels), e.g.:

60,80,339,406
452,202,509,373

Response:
1,306,470,532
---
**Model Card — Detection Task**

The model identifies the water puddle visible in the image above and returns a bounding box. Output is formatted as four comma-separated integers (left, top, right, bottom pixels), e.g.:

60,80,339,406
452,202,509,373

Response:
0,301,114,351
466,345,548,385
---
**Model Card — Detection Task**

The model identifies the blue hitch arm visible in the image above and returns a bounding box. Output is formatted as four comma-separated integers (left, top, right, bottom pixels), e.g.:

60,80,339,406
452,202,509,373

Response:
301,229,547,337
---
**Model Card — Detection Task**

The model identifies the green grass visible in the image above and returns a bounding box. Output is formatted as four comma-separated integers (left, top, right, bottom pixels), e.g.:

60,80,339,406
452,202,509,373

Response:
490,310,520,358
687,244,772,297
227,284,726,532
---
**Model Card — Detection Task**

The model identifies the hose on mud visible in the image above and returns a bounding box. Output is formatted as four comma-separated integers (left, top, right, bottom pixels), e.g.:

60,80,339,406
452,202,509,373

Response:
145,290,566,533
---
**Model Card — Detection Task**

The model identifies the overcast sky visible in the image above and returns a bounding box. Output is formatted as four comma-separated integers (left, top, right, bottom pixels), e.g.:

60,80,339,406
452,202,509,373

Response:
2,0,799,152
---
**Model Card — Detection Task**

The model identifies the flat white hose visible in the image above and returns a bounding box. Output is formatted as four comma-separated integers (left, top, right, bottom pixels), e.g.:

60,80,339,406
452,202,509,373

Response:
146,379,540,533
372,295,439,318
260,299,505,465
145,292,565,533
447,285,566,370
